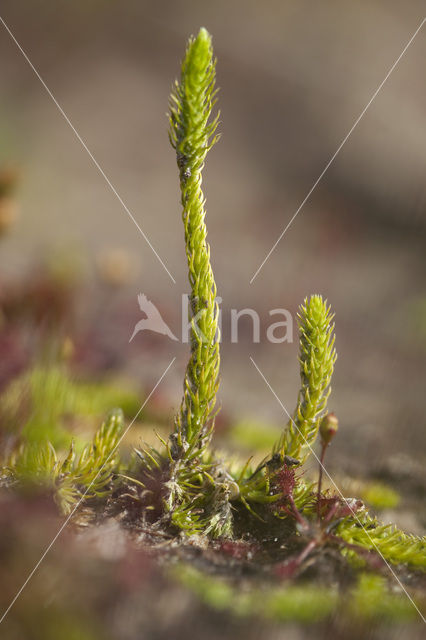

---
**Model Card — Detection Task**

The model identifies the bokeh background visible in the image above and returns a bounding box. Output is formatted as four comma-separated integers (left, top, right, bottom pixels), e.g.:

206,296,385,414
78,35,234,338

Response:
0,1,425,638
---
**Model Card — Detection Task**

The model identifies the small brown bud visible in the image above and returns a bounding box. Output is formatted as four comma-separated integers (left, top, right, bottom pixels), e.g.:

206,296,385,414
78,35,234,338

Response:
320,412,339,446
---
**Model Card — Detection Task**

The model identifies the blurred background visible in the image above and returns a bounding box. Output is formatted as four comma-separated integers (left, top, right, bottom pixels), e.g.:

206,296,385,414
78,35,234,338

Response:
0,1,425,637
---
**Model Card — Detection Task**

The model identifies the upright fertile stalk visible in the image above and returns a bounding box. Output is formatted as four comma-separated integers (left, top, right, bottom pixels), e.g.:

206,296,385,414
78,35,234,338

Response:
169,28,220,458
276,295,336,463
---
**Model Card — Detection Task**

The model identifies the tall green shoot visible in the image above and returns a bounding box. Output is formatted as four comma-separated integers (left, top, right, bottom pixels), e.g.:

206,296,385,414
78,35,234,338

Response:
275,295,336,463
169,27,221,460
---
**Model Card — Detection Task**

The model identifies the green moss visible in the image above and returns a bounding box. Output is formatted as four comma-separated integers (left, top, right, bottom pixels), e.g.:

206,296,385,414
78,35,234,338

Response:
264,585,338,622
175,565,337,622
349,574,417,621
3,409,125,514
0,366,139,449
174,565,417,623
361,482,400,510
230,420,280,452
337,515,426,570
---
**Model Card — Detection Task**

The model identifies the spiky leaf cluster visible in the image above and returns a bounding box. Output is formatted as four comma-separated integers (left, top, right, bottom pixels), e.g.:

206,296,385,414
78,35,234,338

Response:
169,27,220,458
337,514,426,569
131,440,223,536
276,295,336,463
3,409,124,514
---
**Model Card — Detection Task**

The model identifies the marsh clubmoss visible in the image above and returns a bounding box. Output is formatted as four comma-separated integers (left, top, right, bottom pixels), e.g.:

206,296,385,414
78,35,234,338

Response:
3,408,124,514
275,295,336,463
164,28,222,522
169,27,220,458
137,27,425,573
1,26,425,624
